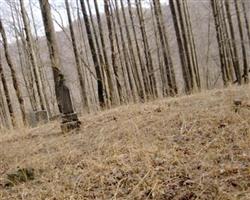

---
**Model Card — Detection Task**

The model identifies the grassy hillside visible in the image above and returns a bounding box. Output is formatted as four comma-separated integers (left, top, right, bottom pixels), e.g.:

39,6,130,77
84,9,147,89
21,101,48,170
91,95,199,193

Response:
0,85,250,199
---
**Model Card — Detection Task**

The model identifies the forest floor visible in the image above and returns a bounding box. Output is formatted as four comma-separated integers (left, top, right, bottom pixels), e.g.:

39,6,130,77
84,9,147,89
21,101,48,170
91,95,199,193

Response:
0,85,250,200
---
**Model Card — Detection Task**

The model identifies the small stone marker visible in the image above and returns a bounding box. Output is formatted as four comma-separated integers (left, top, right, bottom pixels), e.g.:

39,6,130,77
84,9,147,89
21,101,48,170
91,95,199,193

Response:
35,110,49,124
27,112,37,127
27,110,49,127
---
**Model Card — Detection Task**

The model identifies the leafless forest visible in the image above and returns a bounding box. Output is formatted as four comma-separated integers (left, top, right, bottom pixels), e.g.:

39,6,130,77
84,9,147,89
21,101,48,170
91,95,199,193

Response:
0,0,249,130
0,1,250,199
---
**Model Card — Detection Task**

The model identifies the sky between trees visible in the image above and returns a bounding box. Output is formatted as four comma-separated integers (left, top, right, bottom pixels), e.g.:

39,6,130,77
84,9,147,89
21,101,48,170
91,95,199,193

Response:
0,0,168,37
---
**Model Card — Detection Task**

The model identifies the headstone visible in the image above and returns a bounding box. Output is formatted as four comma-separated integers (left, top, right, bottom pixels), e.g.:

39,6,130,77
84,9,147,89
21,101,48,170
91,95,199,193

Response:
61,115,81,133
61,112,79,123
57,82,74,114
35,110,49,124
27,112,37,127
27,110,49,127
56,76,81,133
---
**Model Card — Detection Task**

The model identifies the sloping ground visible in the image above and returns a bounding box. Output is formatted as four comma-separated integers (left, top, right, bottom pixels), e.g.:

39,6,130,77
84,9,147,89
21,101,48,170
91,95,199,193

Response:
0,86,249,200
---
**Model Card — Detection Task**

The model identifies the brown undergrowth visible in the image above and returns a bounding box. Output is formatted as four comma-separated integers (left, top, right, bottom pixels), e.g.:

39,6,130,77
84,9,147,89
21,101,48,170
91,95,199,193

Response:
0,85,249,199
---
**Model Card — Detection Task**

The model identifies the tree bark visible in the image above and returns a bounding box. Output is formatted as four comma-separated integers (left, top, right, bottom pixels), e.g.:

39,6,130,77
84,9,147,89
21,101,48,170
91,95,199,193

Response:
79,0,105,106
234,0,249,83
19,0,46,111
0,19,26,125
0,50,14,126
65,0,88,110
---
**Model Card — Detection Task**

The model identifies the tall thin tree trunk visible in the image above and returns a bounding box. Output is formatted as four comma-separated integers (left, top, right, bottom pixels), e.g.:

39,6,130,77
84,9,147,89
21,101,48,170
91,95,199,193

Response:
109,0,130,103
13,3,38,108
210,0,228,86
79,0,105,107
112,0,138,102
234,0,249,83
104,0,121,104
169,0,190,92
28,0,52,116
242,0,250,48
39,0,80,132
183,0,201,89
135,0,157,97
65,0,88,111
0,84,10,128
120,0,145,100
153,0,177,95
224,0,241,84
219,0,234,82
19,0,46,111
127,0,150,98
0,19,26,125
150,0,165,97
10,4,36,111
0,51,15,126
87,0,111,107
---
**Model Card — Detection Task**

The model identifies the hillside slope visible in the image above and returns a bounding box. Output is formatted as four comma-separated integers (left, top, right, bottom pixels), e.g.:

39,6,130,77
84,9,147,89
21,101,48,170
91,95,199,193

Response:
0,86,250,200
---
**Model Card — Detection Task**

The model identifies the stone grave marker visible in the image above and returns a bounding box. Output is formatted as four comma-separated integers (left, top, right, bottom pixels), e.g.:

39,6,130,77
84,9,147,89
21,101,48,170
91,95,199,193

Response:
56,77,81,133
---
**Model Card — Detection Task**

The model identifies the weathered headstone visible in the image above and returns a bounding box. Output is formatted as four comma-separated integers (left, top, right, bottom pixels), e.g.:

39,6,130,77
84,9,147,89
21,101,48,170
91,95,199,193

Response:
35,110,49,124
56,76,81,133
27,112,37,127
27,110,49,127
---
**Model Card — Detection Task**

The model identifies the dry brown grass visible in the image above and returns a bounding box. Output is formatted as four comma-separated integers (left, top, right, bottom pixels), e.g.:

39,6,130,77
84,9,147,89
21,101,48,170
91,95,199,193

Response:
0,85,250,200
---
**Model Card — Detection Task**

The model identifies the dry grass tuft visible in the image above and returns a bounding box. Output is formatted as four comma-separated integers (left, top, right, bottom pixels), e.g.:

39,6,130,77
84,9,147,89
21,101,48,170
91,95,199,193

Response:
0,85,250,199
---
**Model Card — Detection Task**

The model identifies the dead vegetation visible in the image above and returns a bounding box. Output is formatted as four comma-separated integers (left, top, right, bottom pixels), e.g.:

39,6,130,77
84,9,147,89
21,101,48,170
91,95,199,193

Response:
0,85,249,200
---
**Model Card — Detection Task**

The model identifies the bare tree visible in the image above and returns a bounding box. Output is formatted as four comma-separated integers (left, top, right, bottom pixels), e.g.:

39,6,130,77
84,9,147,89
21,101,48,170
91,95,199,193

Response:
152,0,177,95
224,0,242,84
19,0,46,111
0,50,14,126
170,0,200,93
79,0,105,107
65,0,88,110
135,0,157,97
0,19,26,125
242,0,250,49
104,0,121,104
38,0,80,132
120,0,145,100
234,0,249,83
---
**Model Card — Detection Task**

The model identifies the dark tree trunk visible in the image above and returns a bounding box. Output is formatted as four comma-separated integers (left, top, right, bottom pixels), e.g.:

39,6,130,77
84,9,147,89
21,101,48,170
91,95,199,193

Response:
225,0,242,84
210,0,228,86
235,0,248,83
65,0,88,110
0,51,15,126
19,0,46,111
79,0,105,107
120,0,145,100
104,0,121,104
0,19,26,125
153,0,177,95
39,0,80,132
